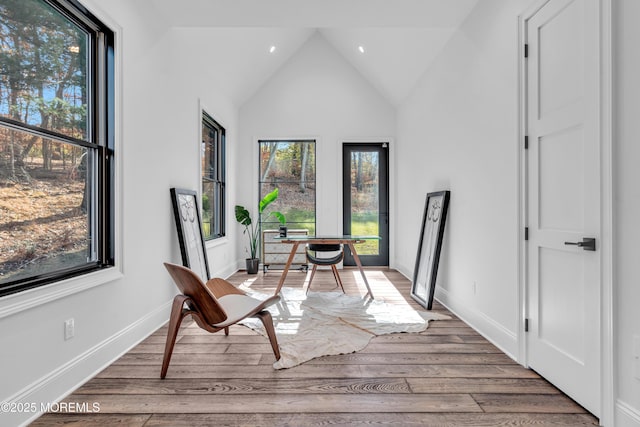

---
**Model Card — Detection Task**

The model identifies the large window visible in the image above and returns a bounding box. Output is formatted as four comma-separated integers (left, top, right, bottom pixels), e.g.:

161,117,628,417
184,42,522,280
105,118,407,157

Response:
0,0,115,296
259,140,316,235
201,111,225,240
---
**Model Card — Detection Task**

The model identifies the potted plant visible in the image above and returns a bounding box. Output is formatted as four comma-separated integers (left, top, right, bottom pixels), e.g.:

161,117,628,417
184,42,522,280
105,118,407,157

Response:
235,188,286,274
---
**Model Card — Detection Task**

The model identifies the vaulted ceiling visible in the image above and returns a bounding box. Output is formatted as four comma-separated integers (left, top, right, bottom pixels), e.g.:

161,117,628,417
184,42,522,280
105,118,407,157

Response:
147,0,479,106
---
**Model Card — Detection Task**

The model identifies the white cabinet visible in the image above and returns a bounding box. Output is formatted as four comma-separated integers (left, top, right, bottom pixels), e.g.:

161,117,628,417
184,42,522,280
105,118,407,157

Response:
262,229,308,272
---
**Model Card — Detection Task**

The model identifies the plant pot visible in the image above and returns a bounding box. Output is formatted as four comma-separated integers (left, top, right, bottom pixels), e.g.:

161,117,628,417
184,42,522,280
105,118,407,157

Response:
245,258,259,274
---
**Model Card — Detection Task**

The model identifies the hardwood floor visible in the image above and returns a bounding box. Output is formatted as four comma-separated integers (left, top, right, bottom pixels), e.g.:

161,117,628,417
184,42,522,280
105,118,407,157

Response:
33,268,598,426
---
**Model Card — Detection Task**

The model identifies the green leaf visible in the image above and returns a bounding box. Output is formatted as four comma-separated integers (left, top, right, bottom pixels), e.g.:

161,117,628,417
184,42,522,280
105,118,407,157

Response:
234,205,252,226
259,187,279,213
271,211,286,225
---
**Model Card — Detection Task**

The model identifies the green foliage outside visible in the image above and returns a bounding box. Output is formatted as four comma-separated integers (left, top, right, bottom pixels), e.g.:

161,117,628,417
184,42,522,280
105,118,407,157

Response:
201,194,211,236
262,207,316,235
259,141,316,245
350,212,380,255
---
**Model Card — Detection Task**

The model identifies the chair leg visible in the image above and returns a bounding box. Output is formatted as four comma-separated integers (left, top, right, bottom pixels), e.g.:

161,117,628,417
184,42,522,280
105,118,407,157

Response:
224,326,229,336
331,264,346,293
306,264,318,294
161,294,190,379
256,310,281,361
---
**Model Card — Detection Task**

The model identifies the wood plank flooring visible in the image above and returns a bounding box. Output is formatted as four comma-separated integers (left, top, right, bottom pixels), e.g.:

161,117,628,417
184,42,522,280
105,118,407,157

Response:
33,268,599,426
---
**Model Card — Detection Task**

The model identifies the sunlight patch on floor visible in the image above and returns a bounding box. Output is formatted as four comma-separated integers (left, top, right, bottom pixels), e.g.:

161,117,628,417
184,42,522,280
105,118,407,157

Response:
347,269,415,308
238,276,258,288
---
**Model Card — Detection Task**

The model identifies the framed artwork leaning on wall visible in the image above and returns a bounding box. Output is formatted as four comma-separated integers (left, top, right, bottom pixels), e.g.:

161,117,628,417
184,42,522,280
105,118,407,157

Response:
411,190,450,310
170,188,210,282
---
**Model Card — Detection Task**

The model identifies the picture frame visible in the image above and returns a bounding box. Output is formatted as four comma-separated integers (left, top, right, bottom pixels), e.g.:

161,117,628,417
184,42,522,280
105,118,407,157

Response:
170,188,210,282
411,190,450,310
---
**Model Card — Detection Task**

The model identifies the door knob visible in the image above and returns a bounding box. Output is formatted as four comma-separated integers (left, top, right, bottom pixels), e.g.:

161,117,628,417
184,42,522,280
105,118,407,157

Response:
564,237,596,251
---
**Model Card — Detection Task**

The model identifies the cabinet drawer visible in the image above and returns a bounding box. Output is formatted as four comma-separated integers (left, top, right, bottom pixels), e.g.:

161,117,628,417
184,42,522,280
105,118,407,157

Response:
264,243,306,254
265,252,307,264
262,229,308,269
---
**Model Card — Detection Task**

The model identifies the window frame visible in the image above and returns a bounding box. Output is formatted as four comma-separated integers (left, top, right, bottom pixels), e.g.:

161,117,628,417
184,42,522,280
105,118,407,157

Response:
200,110,226,241
258,139,317,237
0,0,116,298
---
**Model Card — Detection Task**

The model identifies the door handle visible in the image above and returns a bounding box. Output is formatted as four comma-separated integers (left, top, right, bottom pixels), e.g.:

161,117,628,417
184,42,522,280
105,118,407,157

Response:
564,237,596,251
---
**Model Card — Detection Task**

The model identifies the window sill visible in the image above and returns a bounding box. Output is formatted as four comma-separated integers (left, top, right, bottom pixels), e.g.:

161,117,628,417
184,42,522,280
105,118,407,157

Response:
206,236,229,250
0,267,123,320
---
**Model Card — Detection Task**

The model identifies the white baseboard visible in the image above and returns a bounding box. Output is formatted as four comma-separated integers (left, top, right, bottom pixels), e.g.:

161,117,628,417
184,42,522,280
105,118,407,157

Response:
392,267,518,360
434,286,518,361
215,262,242,280
1,300,171,427
617,400,640,427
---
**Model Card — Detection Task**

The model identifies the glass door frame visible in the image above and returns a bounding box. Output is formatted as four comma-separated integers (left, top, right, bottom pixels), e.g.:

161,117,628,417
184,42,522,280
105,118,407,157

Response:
342,142,389,266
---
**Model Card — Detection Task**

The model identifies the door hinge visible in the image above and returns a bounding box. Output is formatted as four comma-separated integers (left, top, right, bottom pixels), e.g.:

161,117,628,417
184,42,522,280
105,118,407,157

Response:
525,227,529,241
524,135,529,149
525,318,529,332
524,44,529,58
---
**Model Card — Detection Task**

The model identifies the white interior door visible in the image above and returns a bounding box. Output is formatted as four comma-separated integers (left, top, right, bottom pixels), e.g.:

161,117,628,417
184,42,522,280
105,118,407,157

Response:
525,0,600,416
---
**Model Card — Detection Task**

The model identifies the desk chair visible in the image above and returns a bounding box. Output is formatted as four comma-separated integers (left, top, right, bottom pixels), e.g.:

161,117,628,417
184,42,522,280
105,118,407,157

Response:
305,243,345,294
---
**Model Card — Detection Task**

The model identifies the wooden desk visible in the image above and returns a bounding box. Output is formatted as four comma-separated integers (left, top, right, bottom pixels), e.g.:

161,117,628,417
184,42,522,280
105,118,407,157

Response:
273,235,379,299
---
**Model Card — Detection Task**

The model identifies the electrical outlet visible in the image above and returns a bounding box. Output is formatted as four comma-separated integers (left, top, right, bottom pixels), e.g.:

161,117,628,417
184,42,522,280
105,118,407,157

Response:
634,335,640,380
64,318,75,340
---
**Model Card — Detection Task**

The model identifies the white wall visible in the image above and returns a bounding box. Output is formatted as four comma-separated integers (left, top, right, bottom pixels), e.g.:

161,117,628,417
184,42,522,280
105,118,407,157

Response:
396,0,530,358
237,32,396,266
168,27,242,278
0,2,240,425
614,0,640,425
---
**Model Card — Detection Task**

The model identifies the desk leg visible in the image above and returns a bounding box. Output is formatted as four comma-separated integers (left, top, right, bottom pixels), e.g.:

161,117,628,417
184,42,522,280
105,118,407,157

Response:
347,242,374,299
274,242,300,296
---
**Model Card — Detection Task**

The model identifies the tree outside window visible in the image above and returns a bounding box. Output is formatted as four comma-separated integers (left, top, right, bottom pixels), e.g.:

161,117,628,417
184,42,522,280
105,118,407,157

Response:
259,140,316,236
0,0,114,296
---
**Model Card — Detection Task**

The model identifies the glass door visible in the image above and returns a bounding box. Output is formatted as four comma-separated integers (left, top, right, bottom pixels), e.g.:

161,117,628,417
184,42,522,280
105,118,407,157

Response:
342,143,389,266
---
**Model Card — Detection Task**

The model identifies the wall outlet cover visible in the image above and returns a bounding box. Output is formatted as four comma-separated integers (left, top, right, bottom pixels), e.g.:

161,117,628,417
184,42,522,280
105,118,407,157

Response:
64,318,75,340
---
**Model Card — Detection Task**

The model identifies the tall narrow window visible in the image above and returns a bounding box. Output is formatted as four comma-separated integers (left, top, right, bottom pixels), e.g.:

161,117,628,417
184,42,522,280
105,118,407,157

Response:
201,111,225,240
259,140,316,236
0,0,115,296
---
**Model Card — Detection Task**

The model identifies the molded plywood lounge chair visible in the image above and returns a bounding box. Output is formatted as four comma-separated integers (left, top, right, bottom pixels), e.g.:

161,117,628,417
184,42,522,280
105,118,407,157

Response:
164,188,280,378
161,262,281,378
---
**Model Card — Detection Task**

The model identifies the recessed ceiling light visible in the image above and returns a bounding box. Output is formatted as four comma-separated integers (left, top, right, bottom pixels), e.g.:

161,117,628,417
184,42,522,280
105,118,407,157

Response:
269,45,276,53
358,46,365,53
